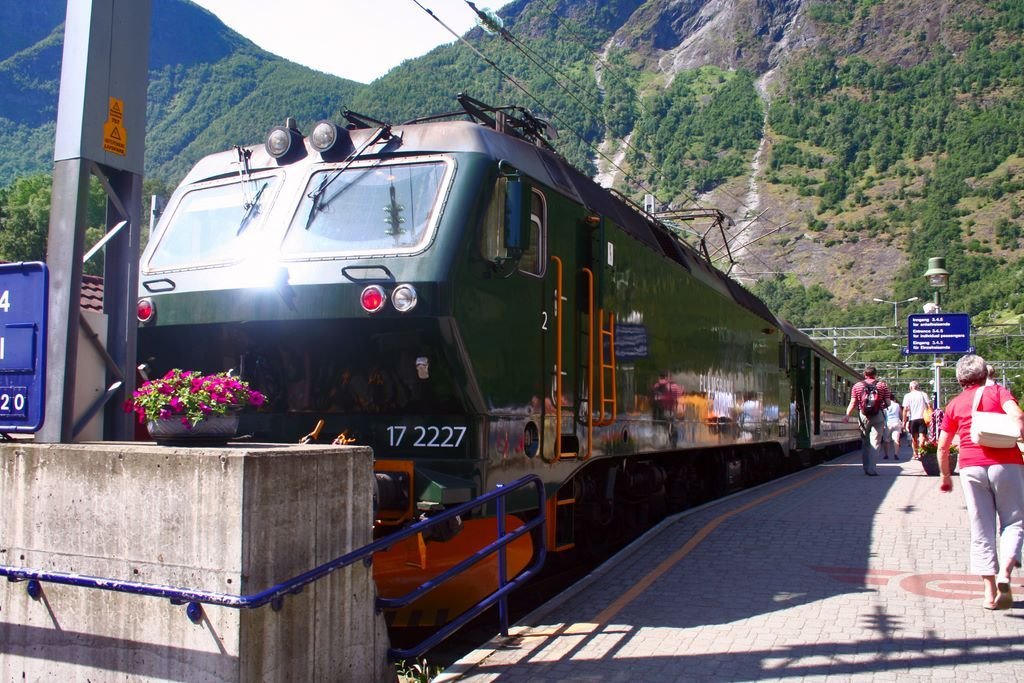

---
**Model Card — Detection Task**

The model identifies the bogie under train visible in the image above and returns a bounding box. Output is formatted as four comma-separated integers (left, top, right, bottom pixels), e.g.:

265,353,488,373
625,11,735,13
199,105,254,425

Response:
136,97,860,625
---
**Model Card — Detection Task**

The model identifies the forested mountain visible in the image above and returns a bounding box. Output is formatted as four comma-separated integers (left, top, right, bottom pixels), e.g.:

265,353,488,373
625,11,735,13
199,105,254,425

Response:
0,1,365,183
2,0,1024,355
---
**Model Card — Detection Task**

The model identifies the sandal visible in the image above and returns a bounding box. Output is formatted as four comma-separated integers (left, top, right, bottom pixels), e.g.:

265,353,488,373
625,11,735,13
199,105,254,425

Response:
995,578,1013,610
983,598,998,610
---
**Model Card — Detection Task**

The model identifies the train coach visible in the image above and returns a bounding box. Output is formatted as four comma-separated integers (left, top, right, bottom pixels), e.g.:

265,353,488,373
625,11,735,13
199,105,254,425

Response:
134,95,860,625
781,321,862,465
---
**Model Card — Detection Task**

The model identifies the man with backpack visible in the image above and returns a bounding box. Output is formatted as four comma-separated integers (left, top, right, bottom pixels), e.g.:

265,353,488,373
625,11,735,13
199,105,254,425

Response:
844,366,892,476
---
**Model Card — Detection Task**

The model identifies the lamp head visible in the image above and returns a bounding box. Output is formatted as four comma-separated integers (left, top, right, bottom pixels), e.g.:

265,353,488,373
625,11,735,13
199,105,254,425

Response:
923,257,949,288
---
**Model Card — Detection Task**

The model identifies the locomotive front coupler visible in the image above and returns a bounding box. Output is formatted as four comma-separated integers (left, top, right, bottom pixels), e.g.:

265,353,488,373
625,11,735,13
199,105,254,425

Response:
416,501,463,543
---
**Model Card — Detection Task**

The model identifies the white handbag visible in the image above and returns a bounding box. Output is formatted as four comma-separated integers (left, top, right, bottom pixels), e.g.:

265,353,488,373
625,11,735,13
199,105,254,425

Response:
970,387,1022,449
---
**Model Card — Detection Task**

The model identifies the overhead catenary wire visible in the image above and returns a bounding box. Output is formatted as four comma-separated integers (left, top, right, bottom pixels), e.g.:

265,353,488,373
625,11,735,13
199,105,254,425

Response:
508,1,805,270
409,0,680,214
512,0,653,121
714,223,788,276
707,209,774,260
509,0,788,240
460,0,707,211
411,0,788,278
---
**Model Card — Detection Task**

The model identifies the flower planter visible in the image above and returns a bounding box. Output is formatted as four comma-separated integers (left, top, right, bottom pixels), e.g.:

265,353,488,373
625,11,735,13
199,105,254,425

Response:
919,452,957,476
147,413,239,445
127,369,264,443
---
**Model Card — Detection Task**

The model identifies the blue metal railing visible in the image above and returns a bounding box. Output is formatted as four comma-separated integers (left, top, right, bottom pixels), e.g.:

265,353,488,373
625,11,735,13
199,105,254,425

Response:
0,474,547,660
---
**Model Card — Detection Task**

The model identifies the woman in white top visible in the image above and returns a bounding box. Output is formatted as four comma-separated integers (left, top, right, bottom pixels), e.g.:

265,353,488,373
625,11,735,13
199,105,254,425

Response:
883,397,903,459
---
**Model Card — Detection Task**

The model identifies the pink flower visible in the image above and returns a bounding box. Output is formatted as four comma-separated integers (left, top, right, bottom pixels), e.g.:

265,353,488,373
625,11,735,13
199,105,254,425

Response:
129,369,265,426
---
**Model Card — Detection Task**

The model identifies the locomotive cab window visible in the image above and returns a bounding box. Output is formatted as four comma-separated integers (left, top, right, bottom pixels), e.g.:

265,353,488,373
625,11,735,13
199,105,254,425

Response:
520,189,546,276
146,174,281,271
481,177,546,277
282,158,451,258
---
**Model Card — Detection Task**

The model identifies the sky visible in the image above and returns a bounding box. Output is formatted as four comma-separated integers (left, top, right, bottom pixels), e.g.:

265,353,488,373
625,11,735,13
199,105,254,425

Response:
190,0,513,84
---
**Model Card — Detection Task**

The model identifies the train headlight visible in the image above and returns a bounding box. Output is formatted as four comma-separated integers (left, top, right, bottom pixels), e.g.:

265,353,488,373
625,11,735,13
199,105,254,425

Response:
391,284,418,313
265,117,303,160
265,128,292,157
137,297,155,323
360,285,387,313
309,120,341,154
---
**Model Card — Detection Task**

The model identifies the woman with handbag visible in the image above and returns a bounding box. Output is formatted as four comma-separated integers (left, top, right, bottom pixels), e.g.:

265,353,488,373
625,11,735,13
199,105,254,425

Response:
937,354,1024,610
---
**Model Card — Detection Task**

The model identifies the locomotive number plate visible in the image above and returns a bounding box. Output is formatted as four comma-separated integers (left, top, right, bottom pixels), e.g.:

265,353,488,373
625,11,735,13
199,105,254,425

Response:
386,425,467,449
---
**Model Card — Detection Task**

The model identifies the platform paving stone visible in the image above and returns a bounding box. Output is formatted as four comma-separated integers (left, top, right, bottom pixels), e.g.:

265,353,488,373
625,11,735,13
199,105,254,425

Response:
438,443,1024,682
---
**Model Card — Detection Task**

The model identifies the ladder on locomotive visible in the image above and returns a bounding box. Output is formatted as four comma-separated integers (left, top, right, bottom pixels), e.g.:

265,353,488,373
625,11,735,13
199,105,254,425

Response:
549,257,617,462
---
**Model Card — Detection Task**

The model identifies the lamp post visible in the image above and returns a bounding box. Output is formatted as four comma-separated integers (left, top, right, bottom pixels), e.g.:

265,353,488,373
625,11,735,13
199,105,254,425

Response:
873,296,920,328
923,257,950,407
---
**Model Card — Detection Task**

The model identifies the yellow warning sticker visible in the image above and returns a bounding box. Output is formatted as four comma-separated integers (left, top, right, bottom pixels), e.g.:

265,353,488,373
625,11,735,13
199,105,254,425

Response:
103,97,127,156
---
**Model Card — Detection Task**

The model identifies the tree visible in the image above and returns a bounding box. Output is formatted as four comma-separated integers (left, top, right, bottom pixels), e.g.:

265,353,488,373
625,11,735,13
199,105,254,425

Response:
0,174,52,264
0,173,111,276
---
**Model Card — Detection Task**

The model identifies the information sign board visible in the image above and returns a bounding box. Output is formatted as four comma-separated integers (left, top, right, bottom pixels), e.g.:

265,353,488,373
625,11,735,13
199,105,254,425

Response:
907,313,972,355
0,263,47,431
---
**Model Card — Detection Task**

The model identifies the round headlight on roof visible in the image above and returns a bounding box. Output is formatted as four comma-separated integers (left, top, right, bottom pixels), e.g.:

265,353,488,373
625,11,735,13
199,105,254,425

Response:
265,127,292,157
309,120,341,153
391,284,418,313
265,117,303,160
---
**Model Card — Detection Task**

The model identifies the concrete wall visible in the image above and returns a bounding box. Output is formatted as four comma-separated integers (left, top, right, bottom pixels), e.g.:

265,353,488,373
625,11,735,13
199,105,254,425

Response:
0,442,392,682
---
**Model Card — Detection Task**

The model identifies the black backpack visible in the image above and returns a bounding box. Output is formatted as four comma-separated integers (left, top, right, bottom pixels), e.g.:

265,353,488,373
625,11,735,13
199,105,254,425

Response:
861,382,883,416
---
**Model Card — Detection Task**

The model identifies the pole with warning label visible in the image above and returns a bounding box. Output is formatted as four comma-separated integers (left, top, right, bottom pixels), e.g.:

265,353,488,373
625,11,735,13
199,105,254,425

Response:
44,0,151,443
102,96,127,156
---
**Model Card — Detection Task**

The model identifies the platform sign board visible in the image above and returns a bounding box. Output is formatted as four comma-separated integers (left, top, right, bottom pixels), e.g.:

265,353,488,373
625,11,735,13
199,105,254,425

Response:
907,313,972,355
0,263,48,431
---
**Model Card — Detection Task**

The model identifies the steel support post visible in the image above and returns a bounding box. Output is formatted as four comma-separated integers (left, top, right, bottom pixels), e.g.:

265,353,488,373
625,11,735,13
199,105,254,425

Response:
37,159,90,443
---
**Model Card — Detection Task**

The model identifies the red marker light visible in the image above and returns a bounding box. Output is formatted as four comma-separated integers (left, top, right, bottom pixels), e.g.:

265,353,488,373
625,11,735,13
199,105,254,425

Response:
137,298,155,323
360,285,386,313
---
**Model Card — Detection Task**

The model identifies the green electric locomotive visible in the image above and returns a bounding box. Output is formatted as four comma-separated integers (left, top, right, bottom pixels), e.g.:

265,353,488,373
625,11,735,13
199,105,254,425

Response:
136,96,859,624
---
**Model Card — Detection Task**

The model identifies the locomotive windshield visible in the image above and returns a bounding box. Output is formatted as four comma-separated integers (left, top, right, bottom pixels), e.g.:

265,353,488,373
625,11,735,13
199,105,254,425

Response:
147,175,281,270
282,159,450,258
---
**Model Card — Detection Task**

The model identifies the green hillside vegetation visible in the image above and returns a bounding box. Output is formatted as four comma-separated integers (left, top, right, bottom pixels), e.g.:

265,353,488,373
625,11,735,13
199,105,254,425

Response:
0,173,109,276
0,0,366,185
354,7,611,174
146,53,360,181
759,18,1024,329
751,4,1024,363
630,67,764,197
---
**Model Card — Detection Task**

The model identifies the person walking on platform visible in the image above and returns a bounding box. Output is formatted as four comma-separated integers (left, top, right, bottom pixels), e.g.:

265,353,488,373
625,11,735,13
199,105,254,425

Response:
844,366,891,476
883,395,902,460
902,381,932,460
937,354,1024,610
